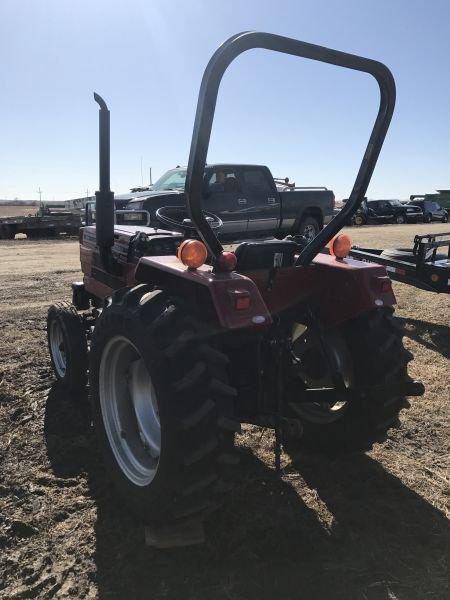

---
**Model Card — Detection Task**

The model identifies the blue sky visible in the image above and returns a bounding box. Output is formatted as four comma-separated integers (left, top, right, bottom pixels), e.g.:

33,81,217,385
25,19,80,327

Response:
1,0,450,201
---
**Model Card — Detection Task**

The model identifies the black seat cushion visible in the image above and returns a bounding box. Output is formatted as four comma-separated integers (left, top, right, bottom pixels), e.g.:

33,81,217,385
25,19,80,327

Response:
234,240,298,271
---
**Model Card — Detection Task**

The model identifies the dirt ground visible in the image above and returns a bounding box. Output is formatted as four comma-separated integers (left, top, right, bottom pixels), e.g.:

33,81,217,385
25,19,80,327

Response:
0,223,449,599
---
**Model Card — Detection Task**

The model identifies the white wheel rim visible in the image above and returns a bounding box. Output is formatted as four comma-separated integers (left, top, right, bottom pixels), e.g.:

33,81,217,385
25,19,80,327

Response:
99,336,160,487
50,319,67,378
303,224,317,242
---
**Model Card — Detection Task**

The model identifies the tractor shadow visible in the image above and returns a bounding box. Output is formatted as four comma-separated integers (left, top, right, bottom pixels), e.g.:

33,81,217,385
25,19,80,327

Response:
400,317,450,359
44,385,450,600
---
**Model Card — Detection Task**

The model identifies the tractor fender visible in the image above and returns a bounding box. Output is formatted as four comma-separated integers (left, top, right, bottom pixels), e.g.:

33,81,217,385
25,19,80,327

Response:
311,254,397,326
135,255,272,331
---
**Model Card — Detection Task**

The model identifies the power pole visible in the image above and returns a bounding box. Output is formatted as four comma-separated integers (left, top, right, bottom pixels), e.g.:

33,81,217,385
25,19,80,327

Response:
149,167,152,186
37,187,43,203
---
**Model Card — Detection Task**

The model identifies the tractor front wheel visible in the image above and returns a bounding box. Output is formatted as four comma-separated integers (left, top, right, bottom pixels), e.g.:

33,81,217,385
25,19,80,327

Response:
89,286,239,528
47,302,88,392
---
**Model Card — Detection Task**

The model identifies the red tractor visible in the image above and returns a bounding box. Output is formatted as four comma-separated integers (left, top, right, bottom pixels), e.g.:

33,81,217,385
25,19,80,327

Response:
47,32,424,543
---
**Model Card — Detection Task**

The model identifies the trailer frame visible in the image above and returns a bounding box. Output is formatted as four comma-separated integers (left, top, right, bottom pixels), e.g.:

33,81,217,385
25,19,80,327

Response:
349,231,450,293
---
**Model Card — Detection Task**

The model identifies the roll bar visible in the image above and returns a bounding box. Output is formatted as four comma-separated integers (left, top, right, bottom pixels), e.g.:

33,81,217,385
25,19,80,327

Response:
185,31,396,266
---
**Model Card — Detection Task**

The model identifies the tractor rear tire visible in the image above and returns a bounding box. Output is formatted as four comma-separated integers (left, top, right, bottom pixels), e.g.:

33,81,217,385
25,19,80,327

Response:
47,302,88,392
287,308,414,453
89,285,239,528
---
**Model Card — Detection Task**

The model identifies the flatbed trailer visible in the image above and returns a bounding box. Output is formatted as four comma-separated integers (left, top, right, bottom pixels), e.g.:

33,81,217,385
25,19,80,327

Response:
0,210,82,239
349,232,450,293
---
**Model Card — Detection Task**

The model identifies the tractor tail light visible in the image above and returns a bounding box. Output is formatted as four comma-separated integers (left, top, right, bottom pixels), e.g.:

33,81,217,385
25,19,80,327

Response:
229,289,251,310
177,239,208,269
373,275,392,293
329,233,352,259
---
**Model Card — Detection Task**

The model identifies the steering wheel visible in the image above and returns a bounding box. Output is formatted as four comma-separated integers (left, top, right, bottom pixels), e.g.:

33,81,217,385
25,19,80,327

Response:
155,206,223,233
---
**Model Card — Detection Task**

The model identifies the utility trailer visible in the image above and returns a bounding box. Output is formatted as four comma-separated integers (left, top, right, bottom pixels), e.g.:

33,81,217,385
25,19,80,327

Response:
349,232,450,293
0,207,82,239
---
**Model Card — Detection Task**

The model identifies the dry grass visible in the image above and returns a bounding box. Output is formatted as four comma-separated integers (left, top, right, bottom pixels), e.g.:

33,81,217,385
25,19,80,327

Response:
0,224,449,599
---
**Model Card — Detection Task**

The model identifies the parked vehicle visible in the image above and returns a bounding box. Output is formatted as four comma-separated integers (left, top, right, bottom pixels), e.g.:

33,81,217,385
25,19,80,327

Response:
407,197,448,223
46,32,424,546
411,190,450,212
347,198,422,225
0,205,82,239
126,165,335,242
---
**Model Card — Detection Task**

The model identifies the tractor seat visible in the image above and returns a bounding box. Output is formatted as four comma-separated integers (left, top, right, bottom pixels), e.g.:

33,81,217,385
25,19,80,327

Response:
234,239,298,272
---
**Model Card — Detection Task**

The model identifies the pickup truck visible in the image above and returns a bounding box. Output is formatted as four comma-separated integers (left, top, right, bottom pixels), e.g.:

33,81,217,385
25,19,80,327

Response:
406,197,448,223
126,164,335,241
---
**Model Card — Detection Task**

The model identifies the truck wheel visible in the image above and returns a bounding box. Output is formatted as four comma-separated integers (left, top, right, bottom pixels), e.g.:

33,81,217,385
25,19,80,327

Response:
89,286,239,528
353,214,365,226
424,213,432,223
287,308,414,453
395,214,406,224
47,302,88,392
442,214,448,223
298,216,320,242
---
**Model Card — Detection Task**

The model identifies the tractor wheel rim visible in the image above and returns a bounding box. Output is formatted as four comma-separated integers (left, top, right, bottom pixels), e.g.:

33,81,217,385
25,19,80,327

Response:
303,224,317,242
290,324,353,424
50,319,67,377
99,335,160,487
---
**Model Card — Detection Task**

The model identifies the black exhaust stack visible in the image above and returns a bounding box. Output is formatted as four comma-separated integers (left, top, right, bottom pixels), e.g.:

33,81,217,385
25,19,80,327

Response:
93,93,117,272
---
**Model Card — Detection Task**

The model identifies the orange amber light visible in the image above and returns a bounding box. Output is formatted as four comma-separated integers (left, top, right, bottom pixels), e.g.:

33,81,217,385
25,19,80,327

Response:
177,239,208,269
329,233,352,259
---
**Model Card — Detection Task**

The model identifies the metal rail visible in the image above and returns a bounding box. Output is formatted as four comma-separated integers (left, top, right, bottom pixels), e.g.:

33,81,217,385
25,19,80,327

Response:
185,31,396,266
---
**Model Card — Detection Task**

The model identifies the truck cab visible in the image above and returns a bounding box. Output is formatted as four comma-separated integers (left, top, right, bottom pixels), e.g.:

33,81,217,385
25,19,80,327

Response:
127,164,334,241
